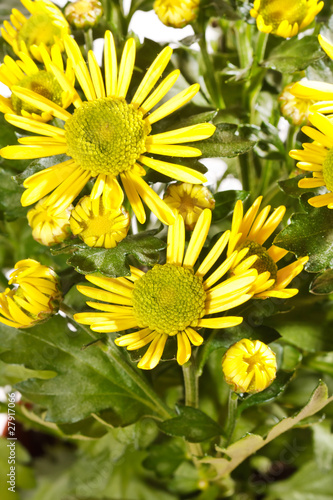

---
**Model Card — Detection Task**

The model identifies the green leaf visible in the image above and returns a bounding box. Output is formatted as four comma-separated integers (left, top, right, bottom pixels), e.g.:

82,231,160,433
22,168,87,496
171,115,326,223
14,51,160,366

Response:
143,441,186,477
0,316,172,424
212,190,249,221
266,460,333,500
274,201,333,273
237,371,294,415
159,405,223,442
51,229,166,277
0,168,27,220
201,382,333,477
312,422,333,471
263,36,325,73
304,352,333,376
310,270,333,295
187,123,256,158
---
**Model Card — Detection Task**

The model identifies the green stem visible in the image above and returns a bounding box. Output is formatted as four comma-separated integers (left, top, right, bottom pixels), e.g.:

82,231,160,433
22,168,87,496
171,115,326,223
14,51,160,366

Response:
225,390,238,446
198,26,225,109
239,153,251,192
286,124,299,173
59,303,173,420
182,360,204,458
256,32,269,64
84,28,93,54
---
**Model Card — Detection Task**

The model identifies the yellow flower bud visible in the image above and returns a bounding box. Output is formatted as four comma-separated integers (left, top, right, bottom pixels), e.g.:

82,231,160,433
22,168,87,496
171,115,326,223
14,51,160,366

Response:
163,182,215,230
279,83,315,126
154,0,200,28
64,0,103,30
70,196,130,248
27,198,73,246
222,339,277,394
0,259,62,328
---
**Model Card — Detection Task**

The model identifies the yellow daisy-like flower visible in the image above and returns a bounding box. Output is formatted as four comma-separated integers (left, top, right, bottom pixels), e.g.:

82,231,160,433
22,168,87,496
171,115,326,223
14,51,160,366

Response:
291,35,333,115
74,209,259,370
70,196,130,248
228,197,308,299
64,0,103,30
1,0,70,62
27,197,72,246
289,112,333,208
0,31,215,226
222,339,277,394
0,259,62,328
0,44,75,122
250,0,323,38
163,182,215,230
154,0,200,28
278,83,315,126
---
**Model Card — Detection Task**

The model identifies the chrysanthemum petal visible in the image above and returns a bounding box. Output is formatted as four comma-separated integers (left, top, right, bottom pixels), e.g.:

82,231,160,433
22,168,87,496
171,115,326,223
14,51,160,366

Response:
104,31,117,97
167,213,185,265
183,209,211,268
116,38,136,99
198,317,243,329
139,70,180,115
147,84,200,125
148,123,216,144
137,333,168,370
196,230,230,277
11,85,72,121
177,331,191,365
121,172,146,224
140,155,206,184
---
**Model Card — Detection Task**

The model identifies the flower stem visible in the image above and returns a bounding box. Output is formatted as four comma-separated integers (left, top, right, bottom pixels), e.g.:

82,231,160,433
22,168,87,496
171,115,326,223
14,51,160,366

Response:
182,359,204,458
225,390,238,446
256,32,269,64
84,28,93,54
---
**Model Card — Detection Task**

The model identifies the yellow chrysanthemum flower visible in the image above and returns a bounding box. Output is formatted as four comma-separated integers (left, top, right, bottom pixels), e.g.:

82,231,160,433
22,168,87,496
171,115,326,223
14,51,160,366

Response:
64,0,103,29
154,0,199,28
278,83,315,126
163,182,215,230
222,339,277,393
0,259,62,328
289,112,333,208
228,197,308,299
70,196,130,248
74,209,259,370
0,31,215,226
0,44,75,122
291,35,333,115
250,0,323,38
27,197,72,246
1,0,70,62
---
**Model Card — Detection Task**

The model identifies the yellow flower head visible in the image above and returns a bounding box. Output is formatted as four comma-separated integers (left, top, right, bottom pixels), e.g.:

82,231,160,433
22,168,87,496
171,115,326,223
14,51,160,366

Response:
163,182,215,230
65,0,103,30
278,83,315,126
70,196,130,248
1,0,70,62
0,44,75,122
289,111,333,209
74,209,259,370
154,0,200,28
290,35,333,116
0,31,215,226
228,196,308,299
222,339,277,393
250,0,323,38
27,197,72,246
0,259,62,328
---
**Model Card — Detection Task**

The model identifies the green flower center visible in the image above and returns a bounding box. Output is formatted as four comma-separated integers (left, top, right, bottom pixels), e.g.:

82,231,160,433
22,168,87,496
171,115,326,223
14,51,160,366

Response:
322,148,333,191
259,0,308,30
17,12,64,50
132,263,206,335
65,97,150,176
11,71,63,116
240,240,278,282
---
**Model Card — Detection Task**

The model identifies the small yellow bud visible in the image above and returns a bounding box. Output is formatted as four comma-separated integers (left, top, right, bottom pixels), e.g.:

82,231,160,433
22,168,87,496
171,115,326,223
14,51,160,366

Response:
154,0,200,29
0,259,62,328
279,83,315,126
64,0,103,30
222,339,277,394
163,182,215,230
27,198,73,246
70,196,130,248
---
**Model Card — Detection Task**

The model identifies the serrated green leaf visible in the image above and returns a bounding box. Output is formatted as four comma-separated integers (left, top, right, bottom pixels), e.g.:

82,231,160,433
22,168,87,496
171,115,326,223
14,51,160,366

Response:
159,405,223,442
51,229,166,277
186,123,256,158
212,190,249,221
201,382,333,477
263,36,325,73
310,270,333,295
143,441,186,477
0,168,26,220
274,202,333,273
237,371,294,415
0,316,172,424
